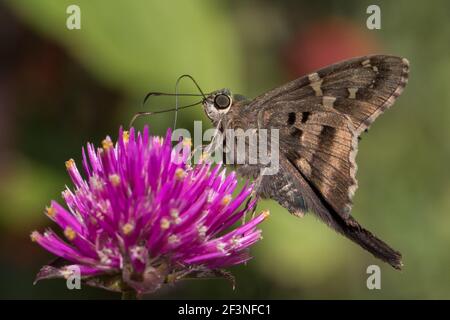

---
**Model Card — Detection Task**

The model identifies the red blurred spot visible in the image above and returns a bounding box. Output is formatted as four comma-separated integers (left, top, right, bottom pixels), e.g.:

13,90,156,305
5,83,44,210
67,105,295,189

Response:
283,18,380,78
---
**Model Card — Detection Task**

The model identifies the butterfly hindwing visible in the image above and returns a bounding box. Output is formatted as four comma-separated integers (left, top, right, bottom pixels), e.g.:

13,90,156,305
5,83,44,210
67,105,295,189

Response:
263,100,358,218
259,157,402,269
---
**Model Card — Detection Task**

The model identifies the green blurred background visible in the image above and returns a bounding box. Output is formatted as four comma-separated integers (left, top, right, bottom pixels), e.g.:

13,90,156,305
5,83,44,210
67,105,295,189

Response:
0,0,449,299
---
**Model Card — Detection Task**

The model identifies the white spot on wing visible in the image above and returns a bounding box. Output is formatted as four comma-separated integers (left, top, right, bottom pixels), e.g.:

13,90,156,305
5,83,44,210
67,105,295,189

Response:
402,57,410,67
308,73,323,96
322,96,336,109
348,87,358,99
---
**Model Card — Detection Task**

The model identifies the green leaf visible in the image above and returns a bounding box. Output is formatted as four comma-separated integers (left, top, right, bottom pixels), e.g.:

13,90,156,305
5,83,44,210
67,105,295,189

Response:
6,0,243,96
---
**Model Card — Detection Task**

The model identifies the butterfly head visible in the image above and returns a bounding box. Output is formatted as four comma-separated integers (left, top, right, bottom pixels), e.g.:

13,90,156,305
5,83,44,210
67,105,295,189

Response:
202,88,233,122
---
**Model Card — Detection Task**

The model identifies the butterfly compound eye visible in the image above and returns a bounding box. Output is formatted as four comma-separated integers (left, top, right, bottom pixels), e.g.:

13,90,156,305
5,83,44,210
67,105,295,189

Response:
214,94,231,109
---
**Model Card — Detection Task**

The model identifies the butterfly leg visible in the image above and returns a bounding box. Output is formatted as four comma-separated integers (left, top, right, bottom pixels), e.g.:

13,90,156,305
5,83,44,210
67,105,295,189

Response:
203,119,223,156
188,120,224,164
240,167,269,224
241,193,259,224
187,144,206,163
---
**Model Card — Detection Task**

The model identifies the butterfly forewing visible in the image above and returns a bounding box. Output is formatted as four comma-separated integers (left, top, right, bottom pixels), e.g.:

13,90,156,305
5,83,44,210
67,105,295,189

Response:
246,55,409,218
247,55,409,135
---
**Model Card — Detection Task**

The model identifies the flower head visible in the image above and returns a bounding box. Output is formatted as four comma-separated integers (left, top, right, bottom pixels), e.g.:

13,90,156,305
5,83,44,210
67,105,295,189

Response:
32,126,266,295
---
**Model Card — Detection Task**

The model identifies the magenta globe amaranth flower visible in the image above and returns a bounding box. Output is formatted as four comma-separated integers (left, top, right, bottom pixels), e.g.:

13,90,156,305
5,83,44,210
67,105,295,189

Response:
31,126,267,296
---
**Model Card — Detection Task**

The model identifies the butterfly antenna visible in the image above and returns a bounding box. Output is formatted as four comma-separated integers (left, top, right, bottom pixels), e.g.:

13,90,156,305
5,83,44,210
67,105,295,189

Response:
137,76,207,129
142,92,205,107
129,100,202,128
174,74,206,130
